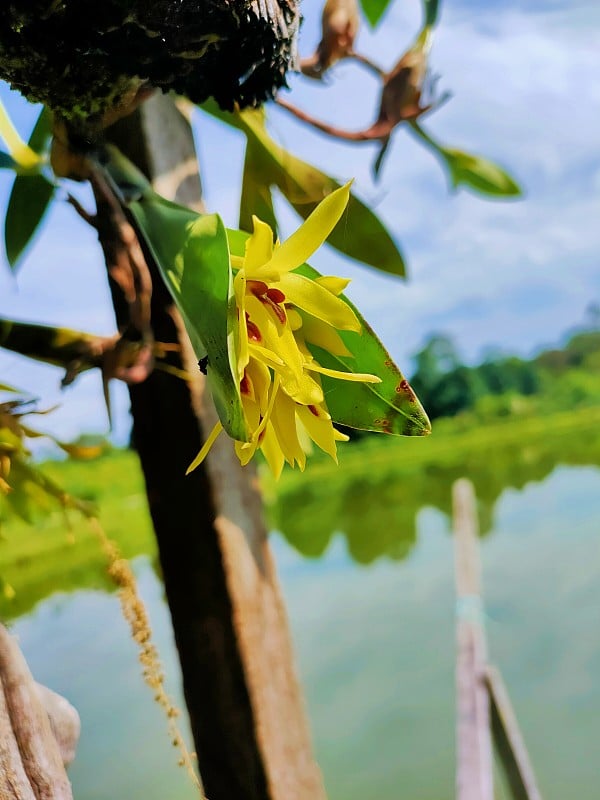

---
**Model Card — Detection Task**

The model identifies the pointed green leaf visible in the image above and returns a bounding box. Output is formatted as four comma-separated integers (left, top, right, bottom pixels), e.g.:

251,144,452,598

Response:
100,146,247,441
359,0,393,28
424,0,440,27
297,265,430,436
27,108,52,156
201,101,406,278
240,142,278,234
443,149,522,196
4,173,55,269
128,197,247,442
410,122,521,198
0,151,17,171
226,228,430,437
4,108,55,270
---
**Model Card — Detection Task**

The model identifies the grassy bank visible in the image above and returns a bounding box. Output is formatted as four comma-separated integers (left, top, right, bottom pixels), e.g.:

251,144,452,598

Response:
1,405,600,618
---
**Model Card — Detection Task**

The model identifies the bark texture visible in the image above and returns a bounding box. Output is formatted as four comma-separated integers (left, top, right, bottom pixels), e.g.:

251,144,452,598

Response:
0,624,77,800
101,92,326,800
0,0,298,128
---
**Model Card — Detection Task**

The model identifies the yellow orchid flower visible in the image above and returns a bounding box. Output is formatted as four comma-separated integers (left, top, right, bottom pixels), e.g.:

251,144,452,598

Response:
187,183,382,479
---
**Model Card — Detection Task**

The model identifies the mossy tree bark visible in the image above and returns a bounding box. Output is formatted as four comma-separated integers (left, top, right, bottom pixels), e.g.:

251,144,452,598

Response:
101,93,326,800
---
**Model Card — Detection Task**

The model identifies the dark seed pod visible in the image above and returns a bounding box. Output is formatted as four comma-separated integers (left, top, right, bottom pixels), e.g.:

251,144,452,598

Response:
0,0,299,129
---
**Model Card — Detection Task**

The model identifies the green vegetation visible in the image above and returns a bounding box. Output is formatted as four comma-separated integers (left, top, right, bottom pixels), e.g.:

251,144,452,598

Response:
410,328,600,422
2,401,600,620
271,406,600,563
0,451,155,620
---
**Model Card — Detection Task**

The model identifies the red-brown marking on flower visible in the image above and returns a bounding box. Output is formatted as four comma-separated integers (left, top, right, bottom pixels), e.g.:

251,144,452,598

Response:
248,280,269,297
266,287,286,304
240,373,251,395
308,404,320,417
262,295,287,324
246,319,262,342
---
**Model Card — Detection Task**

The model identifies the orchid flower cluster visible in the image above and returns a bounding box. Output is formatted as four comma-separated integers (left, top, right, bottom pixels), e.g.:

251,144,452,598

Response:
188,183,381,478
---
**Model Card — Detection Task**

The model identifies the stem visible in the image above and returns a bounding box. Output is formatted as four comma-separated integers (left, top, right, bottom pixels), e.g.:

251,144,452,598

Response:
275,96,386,141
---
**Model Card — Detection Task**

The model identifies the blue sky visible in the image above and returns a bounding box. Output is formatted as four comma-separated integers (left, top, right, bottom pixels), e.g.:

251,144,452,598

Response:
0,0,599,443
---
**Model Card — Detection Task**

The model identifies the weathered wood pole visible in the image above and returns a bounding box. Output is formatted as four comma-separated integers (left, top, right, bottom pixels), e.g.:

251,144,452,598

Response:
453,478,494,800
0,624,77,800
103,93,326,800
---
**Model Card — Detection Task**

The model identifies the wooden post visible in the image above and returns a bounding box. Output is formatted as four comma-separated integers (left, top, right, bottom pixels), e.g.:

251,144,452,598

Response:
103,93,326,800
453,478,494,800
0,624,76,800
486,666,543,800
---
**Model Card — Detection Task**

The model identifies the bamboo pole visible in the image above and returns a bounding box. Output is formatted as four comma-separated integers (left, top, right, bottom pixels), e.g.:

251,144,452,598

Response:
453,478,494,800
486,666,543,800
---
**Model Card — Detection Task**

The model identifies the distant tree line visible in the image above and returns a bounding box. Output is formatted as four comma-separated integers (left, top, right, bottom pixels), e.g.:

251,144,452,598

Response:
409,322,600,422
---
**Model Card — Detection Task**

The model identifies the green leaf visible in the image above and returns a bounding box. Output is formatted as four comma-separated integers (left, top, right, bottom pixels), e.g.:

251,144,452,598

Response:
4,109,55,270
99,148,247,442
240,142,278,234
299,265,430,436
226,229,430,437
424,0,440,27
4,173,55,269
359,0,393,27
131,197,247,442
442,149,522,197
410,122,522,198
201,101,406,278
0,151,17,171
27,108,52,156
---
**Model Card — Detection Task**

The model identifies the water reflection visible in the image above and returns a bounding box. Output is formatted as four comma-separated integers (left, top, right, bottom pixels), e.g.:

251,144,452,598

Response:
271,418,600,562
2,414,600,620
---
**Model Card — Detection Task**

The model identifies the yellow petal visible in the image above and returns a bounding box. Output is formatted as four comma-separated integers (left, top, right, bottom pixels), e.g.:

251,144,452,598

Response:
271,390,306,469
296,405,339,462
246,296,323,405
0,100,42,170
260,424,286,479
254,373,281,442
287,308,303,331
246,357,271,415
248,342,285,369
300,315,353,357
256,182,352,276
245,216,274,271
315,276,351,296
235,439,258,466
234,271,249,378
306,363,382,383
241,392,261,433
333,427,350,442
277,273,361,332
186,421,223,474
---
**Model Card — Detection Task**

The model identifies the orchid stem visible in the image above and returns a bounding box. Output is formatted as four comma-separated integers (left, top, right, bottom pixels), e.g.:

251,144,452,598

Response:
275,97,383,142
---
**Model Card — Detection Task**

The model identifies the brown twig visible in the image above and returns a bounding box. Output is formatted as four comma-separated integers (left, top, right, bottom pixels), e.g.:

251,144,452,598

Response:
275,96,388,142
66,193,97,227
346,50,386,77
88,164,155,385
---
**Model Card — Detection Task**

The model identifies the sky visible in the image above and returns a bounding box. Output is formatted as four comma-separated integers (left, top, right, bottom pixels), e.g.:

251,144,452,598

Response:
0,0,599,444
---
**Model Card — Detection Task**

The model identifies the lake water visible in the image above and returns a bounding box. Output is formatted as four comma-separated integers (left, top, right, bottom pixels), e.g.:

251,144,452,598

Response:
7,463,600,799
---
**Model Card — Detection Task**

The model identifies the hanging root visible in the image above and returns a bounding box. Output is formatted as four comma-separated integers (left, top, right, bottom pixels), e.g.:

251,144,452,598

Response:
88,517,205,797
